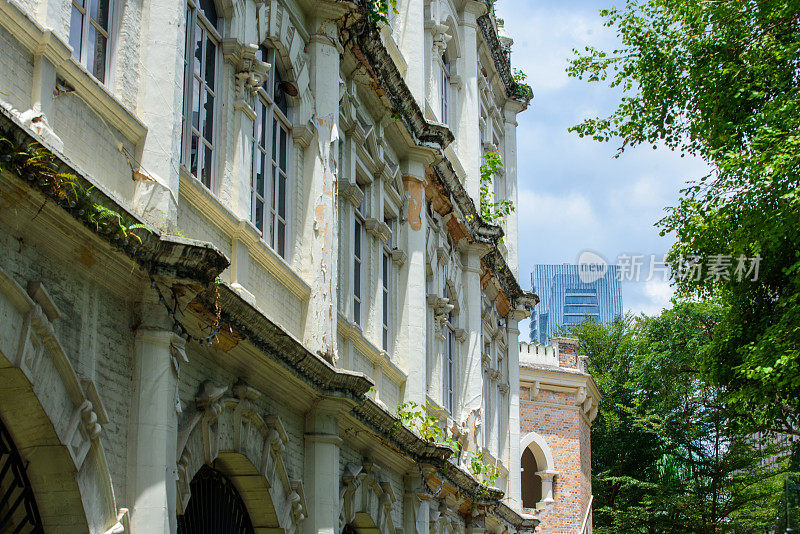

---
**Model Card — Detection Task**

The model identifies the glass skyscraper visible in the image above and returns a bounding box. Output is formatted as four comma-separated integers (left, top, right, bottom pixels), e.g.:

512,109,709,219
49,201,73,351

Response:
530,263,623,343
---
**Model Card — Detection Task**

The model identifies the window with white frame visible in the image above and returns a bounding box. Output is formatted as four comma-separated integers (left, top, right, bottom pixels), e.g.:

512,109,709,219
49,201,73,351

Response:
443,308,456,413
353,192,365,326
181,0,220,189
382,217,393,351
69,0,113,82
252,47,292,258
440,54,450,125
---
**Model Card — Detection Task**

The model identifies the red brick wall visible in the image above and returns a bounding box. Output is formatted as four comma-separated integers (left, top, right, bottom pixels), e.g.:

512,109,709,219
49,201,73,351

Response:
557,341,577,369
520,385,591,534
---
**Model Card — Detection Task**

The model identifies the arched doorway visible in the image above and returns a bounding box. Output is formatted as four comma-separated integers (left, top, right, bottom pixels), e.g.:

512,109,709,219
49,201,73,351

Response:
520,432,558,510
0,417,44,533
521,447,542,509
177,465,254,534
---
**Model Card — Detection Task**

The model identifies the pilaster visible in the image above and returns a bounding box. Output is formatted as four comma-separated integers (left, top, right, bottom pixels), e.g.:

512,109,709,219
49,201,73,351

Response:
458,243,488,422
503,102,524,278
127,294,184,534
454,4,483,201
133,0,187,228
397,159,428,406
303,400,343,534
301,18,340,361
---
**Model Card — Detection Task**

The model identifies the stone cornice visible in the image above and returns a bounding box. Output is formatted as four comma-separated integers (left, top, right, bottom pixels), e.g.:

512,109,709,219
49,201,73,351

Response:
475,3,533,106
353,25,454,151
217,286,374,400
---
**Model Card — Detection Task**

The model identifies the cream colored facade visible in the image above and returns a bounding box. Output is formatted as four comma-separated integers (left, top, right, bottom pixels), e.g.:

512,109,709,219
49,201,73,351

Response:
0,0,537,532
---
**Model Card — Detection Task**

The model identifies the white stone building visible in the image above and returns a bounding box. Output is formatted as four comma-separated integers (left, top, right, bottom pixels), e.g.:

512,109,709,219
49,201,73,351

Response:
0,0,536,531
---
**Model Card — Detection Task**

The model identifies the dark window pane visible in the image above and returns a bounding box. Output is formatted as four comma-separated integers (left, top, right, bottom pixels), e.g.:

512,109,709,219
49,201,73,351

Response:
91,31,107,81
277,221,285,257
255,199,264,232
272,118,278,160
278,174,286,217
354,263,360,297
354,223,361,256
69,7,83,59
202,144,212,188
255,157,264,196
203,93,214,142
192,78,200,129
190,134,199,176
354,301,360,325
91,0,109,30
255,102,264,147
193,24,202,77
279,126,287,170
199,0,218,28
204,38,215,88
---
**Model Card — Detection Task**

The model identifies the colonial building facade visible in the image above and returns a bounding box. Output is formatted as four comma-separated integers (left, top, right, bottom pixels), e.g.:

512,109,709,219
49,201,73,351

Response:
0,0,537,532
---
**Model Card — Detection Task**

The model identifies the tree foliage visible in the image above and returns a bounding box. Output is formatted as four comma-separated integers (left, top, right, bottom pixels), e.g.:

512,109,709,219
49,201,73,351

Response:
568,0,800,437
567,304,788,533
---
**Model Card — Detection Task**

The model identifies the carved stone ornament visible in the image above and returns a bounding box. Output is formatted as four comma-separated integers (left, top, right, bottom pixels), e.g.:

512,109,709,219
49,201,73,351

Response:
177,380,306,533
340,460,397,534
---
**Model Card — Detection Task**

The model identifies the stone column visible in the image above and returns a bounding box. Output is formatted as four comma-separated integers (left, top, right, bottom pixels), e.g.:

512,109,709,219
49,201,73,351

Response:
301,16,342,361
458,244,487,423
454,1,487,201
403,473,430,534
133,0,188,228
397,158,428,405
537,471,557,508
503,102,524,278
398,0,425,103
506,307,528,508
304,400,342,534
127,295,184,533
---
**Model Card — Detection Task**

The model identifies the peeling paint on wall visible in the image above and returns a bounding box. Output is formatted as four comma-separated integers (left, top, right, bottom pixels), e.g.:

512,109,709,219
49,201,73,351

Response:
402,176,425,231
308,112,339,362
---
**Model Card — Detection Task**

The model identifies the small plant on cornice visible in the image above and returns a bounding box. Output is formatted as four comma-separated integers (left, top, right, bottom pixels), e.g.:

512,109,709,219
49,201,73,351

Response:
365,0,398,26
479,151,514,227
396,401,462,454
469,450,501,488
0,131,153,246
511,68,533,99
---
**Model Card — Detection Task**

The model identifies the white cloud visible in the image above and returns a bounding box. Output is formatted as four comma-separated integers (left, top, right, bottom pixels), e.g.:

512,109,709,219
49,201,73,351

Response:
495,3,616,94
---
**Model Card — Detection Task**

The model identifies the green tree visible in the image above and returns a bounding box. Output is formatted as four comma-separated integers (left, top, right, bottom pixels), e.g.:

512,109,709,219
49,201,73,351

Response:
568,0,800,437
567,303,787,533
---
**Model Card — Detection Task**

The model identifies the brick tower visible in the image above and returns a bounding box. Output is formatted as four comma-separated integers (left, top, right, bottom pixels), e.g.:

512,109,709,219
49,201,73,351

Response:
518,338,600,533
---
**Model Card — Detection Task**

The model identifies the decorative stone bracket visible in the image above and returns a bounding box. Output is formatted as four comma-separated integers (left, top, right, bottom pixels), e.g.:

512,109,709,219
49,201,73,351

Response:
340,460,397,534
223,39,270,119
339,181,365,207
366,218,392,243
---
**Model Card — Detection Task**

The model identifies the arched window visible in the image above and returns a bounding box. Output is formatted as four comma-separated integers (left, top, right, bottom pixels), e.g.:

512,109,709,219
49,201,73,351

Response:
182,0,220,189
69,0,114,83
521,447,542,508
252,47,292,258
520,432,557,510
178,465,254,533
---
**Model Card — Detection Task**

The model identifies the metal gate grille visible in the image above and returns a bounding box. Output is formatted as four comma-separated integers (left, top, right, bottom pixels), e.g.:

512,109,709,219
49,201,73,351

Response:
177,465,254,534
0,418,44,534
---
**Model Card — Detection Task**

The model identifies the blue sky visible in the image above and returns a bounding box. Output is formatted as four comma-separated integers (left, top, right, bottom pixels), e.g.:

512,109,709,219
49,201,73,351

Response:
494,0,708,338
